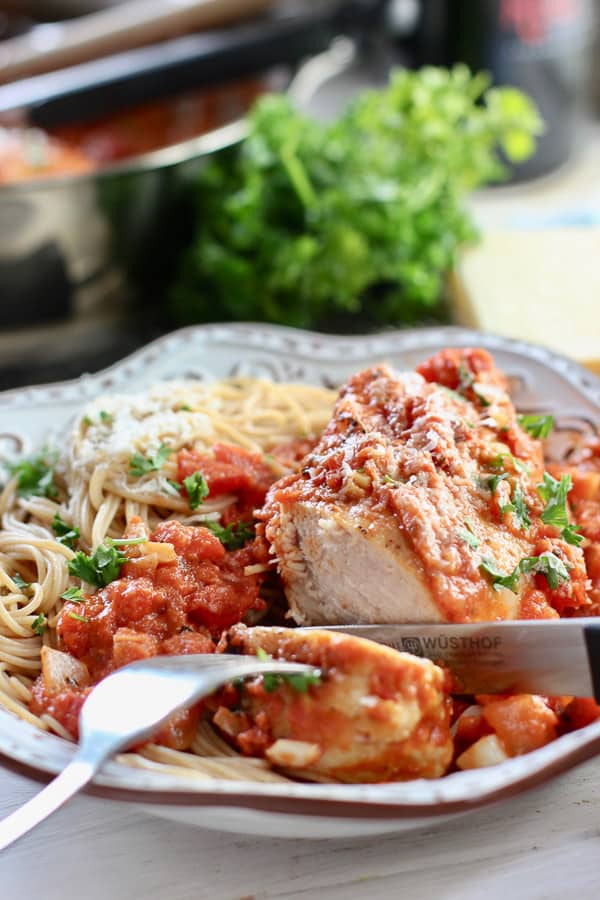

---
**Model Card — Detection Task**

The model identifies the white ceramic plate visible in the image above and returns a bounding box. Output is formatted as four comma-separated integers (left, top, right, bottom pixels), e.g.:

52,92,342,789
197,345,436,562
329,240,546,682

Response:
1,323,600,840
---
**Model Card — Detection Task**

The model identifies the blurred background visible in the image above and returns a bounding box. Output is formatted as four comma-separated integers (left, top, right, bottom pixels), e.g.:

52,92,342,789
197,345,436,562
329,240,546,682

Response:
0,0,599,389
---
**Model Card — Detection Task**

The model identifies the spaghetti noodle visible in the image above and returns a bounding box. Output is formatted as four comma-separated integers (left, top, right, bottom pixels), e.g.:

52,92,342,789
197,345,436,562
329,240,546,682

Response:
0,377,336,782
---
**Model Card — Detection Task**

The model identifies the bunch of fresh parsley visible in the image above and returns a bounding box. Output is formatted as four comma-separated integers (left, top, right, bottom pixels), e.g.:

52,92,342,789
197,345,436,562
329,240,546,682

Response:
170,65,542,329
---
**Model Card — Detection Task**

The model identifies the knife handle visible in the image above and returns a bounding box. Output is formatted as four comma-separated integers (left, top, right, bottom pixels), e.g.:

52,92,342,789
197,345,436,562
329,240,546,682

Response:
583,623,600,703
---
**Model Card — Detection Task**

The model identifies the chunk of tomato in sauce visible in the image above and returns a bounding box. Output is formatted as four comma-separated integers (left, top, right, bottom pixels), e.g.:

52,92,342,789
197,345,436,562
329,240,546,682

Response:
57,521,267,684
30,680,89,740
417,348,506,392
177,443,276,508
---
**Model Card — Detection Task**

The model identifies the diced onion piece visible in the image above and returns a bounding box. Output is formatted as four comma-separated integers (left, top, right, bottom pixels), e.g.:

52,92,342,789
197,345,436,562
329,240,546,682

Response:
213,706,248,737
456,733,509,770
243,564,270,576
141,541,177,563
41,645,90,694
265,739,321,769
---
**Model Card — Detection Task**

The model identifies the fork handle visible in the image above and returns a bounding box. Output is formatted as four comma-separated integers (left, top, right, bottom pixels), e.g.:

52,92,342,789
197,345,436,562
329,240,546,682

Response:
0,756,97,852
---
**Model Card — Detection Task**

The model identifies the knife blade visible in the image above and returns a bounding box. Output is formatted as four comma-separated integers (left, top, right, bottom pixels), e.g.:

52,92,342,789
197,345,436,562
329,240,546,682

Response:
305,620,600,701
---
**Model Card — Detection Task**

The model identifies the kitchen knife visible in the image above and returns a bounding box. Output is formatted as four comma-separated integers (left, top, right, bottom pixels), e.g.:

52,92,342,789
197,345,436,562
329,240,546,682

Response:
308,620,600,701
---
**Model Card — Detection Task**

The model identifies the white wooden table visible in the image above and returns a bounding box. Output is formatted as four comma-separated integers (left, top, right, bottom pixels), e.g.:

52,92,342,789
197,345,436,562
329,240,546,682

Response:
2,759,600,899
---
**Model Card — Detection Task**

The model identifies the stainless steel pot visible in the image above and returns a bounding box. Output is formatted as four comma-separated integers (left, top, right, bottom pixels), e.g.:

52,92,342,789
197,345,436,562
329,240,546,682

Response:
0,40,354,342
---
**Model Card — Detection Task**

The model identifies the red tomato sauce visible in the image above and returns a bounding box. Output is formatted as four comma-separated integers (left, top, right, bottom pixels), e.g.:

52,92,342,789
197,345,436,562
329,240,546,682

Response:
29,441,292,746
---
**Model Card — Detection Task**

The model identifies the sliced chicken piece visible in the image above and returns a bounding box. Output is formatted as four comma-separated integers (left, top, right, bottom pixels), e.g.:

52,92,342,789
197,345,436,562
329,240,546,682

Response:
217,624,453,782
261,349,589,624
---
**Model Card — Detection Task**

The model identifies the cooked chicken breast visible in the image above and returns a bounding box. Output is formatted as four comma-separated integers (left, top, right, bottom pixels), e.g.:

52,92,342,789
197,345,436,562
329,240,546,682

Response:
261,349,589,623
216,624,453,782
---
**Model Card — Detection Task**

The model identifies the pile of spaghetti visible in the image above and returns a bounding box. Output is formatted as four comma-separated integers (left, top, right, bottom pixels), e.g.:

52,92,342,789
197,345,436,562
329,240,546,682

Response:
0,377,336,783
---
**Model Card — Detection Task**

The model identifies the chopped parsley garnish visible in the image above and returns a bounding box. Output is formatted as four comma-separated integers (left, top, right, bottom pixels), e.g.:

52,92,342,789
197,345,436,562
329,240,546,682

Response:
383,474,403,487
256,648,321,693
177,405,192,412
68,543,128,587
478,472,510,493
183,471,209,510
9,449,58,499
457,364,491,407
457,519,480,550
473,386,491,407
52,513,80,549
519,552,571,591
562,523,584,547
31,614,47,635
129,443,172,477
67,611,89,623
500,482,531,530
518,414,554,439
537,472,584,546
538,472,571,531
12,572,31,591
99,411,113,424
480,556,522,593
203,520,255,550
481,551,571,593
489,452,529,475
60,586,86,603
458,364,474,392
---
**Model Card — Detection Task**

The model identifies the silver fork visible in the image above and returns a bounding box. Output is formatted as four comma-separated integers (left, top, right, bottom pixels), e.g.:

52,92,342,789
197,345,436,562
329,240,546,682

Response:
0,653,317,852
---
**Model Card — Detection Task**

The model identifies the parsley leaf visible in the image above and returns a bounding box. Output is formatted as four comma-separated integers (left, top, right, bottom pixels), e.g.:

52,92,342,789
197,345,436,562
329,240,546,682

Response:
9,449,58,499
501,483,531,530
183,471,209,510
536,472,585,547
129,443,172,477
383,474,403,486
518,414,554,439
481,551,571,593
480,556,522,593
99,411,113,424
489,452,529,475
538,472,571,531
31,614,47,635
562,523,584,547
256,648,321,693
52,513,80,549
478,472,510,493
457,519,480,550
67,611,89,623
458,364,474,392
520,552,570,591
203,520,255,550
12,572,31,591
61,586,85,603
68,544,128,587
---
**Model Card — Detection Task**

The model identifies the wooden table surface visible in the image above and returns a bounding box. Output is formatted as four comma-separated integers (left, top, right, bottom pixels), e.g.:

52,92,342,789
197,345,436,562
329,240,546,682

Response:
2,756,600,899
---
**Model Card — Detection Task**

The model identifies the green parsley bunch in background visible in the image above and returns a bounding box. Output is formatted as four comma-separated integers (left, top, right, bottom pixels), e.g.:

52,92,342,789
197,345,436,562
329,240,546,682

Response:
170,65,542,330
